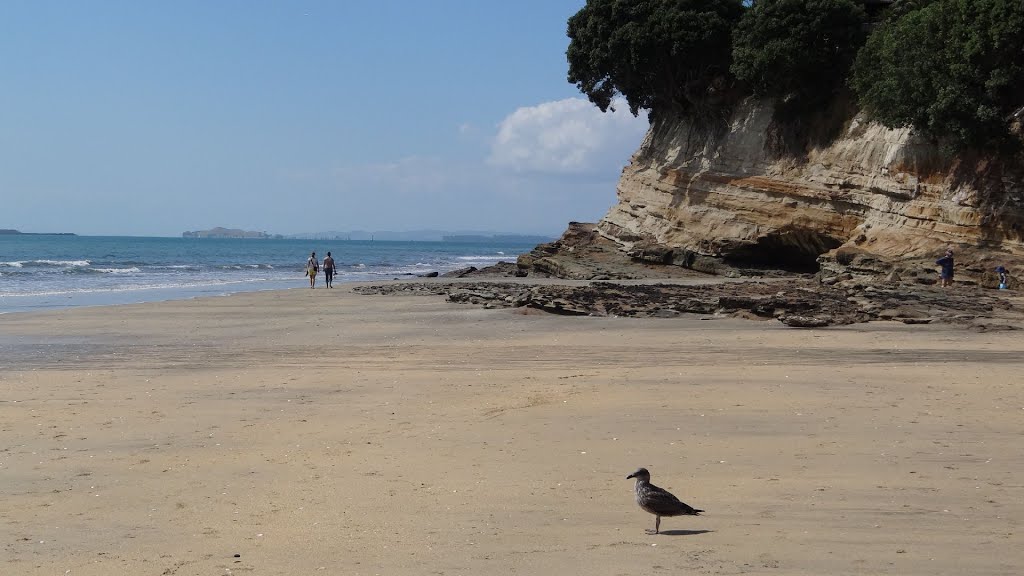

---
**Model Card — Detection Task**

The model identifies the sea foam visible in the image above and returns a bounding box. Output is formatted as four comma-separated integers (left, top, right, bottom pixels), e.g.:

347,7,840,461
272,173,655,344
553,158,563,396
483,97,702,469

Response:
33,259,91,267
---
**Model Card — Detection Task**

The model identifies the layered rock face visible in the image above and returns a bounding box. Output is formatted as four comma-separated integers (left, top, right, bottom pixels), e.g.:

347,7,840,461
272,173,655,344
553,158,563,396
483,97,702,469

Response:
596,99,1024,282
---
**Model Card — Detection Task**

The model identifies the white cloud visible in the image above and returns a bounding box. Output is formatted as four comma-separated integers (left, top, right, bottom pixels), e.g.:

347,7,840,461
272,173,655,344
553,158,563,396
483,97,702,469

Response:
488,97,648,174
319,151,621,234
333,155,456,195
305,99,650,234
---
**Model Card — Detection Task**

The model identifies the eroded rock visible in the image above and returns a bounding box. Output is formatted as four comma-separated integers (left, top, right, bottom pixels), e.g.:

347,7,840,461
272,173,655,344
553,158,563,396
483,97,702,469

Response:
353,279,1019,329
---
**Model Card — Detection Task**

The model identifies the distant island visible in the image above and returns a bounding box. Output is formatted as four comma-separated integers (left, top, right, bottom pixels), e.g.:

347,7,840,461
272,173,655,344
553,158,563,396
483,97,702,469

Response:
183,227,282,239
442,234,554,243
0,229,76,236
287,230,557,242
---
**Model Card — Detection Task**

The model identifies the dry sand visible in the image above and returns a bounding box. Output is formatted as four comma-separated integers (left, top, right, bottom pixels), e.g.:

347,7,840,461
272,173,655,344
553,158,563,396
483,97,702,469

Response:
2,283,1022,575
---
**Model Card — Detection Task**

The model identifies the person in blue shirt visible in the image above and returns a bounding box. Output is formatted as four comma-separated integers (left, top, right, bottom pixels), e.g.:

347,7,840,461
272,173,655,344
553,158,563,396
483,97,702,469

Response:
936,249,954,288
996,265,1009,289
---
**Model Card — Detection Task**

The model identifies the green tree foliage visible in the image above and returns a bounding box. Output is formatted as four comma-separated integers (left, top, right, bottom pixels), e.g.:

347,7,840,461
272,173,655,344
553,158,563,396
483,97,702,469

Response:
731,0,867,102
877,0,939,21
566,0,744,117
851,0,1024,151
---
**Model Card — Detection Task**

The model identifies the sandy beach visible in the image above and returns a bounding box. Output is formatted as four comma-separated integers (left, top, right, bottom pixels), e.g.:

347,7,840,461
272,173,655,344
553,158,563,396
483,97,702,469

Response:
2,283,1022,575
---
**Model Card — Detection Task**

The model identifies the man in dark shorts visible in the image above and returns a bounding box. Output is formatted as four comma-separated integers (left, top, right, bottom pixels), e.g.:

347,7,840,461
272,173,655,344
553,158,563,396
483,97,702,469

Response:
323,251,336,288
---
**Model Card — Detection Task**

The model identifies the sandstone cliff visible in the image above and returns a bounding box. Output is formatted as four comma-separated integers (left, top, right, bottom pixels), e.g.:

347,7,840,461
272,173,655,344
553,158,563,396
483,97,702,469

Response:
570,98,1024,285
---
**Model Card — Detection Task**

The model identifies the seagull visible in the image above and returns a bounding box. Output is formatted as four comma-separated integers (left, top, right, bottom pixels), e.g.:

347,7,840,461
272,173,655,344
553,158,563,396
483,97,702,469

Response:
627,467,703,534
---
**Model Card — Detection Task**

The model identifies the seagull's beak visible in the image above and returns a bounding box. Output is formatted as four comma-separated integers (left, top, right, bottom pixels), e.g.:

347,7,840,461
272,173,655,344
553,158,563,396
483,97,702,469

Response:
626,473,635,479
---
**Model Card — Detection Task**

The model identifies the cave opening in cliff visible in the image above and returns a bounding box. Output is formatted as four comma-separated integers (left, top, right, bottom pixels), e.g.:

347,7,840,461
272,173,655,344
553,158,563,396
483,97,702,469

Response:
726,229,842,273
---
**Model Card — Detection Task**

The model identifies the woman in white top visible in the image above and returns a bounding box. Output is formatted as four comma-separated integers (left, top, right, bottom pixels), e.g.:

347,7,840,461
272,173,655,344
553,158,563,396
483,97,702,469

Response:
306,251,319,289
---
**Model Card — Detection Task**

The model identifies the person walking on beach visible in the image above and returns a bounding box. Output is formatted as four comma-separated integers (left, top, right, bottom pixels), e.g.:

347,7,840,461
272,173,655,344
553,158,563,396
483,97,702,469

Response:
936,248,954,288
306,251,319,289
323,251,336,288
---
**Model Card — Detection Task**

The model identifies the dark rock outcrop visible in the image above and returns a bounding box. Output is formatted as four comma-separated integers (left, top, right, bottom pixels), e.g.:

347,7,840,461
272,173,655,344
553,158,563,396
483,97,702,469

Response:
516,222,721,280
440,266,477,278
353,280,1019,330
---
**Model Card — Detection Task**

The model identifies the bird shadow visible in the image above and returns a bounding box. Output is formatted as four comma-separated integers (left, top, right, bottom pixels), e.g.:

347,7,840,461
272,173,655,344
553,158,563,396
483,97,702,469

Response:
657,529,713,536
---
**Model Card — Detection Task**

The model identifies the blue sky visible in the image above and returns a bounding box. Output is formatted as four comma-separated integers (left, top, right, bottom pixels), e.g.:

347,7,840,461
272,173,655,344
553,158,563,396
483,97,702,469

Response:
1,1,648,237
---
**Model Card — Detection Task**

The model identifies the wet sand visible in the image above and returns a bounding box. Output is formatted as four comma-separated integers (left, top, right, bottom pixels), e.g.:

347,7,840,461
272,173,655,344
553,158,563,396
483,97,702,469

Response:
2,284,1022,575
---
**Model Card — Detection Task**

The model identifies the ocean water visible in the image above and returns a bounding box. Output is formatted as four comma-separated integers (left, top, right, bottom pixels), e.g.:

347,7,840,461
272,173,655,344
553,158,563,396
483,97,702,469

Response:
0,235,537,314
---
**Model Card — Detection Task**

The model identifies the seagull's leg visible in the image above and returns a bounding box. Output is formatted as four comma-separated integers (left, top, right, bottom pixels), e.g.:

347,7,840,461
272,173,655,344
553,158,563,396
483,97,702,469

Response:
656,516,661,534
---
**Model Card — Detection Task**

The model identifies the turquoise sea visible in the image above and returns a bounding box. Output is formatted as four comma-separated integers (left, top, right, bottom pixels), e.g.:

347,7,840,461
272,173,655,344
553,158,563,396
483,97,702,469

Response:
0,235,538,314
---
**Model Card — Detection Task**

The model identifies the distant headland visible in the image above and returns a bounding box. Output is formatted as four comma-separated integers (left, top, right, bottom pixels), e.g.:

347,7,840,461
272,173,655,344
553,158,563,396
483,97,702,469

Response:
0,229,76,236
181,228,555,241
441,234,554,243
287,230,557,242
182,227,282,239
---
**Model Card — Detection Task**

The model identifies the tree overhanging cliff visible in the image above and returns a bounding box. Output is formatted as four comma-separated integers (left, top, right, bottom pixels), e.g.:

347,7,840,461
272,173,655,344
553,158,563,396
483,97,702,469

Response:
851,0,1024,152
568,0,1024,152
551,0,1024,282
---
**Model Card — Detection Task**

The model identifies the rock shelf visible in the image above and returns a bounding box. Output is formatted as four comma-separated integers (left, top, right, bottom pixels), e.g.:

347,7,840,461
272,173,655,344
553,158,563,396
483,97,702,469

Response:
353,279,1021,330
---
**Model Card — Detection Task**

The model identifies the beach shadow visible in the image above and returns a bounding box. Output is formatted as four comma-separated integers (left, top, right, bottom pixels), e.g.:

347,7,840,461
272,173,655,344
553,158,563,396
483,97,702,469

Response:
658,529,713,536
